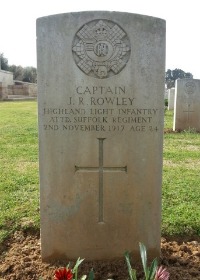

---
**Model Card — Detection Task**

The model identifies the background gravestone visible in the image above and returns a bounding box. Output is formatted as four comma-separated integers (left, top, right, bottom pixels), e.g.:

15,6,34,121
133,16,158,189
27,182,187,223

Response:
168,88,175,110
173,79,200,131
37,11,166,261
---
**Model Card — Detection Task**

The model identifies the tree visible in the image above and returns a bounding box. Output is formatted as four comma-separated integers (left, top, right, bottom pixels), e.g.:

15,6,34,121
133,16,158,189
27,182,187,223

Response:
0,53,37,83
165,68,193,89
8,65,37,83
9,65,24,81
22,67,37,83
0,53,9,71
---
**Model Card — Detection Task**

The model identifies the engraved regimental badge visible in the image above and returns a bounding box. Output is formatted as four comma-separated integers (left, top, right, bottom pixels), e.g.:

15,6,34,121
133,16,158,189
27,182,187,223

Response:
184,81,196,95
72,19,131,79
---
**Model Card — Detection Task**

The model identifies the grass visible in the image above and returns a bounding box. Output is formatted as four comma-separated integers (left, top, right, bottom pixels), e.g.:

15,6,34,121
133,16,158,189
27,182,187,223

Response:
0,102,200,244
0,101,39,242
163,110,200,236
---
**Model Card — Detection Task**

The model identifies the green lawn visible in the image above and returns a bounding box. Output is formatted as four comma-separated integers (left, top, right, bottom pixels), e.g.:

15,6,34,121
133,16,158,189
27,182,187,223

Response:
162,110,200,236
0,101,39,242
0,102,199,244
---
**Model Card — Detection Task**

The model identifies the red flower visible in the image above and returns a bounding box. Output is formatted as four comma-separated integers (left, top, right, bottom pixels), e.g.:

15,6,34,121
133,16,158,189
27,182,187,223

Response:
155,266,170,280
54,267,73,280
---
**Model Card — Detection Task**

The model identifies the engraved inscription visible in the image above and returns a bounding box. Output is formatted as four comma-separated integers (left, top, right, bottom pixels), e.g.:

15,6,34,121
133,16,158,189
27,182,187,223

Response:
72,20,131,79
41,85,160,133
183,104,194,121
75,138,127,223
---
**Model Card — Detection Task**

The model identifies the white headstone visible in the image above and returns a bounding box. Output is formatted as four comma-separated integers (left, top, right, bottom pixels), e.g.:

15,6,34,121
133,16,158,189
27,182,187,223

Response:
173,79,200,131
37,11,166,261
168,88,175,110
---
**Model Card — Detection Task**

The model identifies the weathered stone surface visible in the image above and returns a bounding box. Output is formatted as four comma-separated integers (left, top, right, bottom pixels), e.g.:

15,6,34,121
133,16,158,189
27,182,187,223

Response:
37,11,166,261
173,79,200,131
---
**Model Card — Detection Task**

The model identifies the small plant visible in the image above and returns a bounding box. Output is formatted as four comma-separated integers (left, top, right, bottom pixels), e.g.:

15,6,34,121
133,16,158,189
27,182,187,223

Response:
125,243,169,280
53,257,94,280
51,243,169,280
154,266,170,280
54,267,73,280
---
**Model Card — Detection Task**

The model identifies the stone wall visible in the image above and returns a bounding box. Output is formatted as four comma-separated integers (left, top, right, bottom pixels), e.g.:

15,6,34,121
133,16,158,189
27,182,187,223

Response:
8,82,37,97
0,82,8,100
0,80,37,100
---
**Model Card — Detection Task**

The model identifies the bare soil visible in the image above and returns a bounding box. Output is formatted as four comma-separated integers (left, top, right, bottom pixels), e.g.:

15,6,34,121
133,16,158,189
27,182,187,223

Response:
0,231,200,280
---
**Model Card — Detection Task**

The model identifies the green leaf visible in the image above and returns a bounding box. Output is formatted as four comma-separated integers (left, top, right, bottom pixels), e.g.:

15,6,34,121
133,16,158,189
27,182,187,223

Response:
72,257,85,280
72,257,84,273
88,268,95,280
148,258,158,280
139,243,148,278
80,275,87,280
130,269,137,280
124,251,137,280
139,243,158,280
66,262,70,269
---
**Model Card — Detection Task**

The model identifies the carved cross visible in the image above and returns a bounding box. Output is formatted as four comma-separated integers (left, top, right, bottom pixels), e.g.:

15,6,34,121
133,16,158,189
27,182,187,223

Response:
75,138,127,223
183,104,194,121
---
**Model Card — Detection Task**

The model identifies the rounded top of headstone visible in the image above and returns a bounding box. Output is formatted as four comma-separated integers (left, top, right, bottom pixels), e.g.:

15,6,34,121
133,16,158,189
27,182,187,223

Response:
36,10,166,19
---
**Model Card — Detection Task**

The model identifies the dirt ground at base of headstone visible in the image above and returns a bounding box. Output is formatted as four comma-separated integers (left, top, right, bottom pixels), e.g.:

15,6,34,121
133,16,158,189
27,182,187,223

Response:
0,231,199,280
